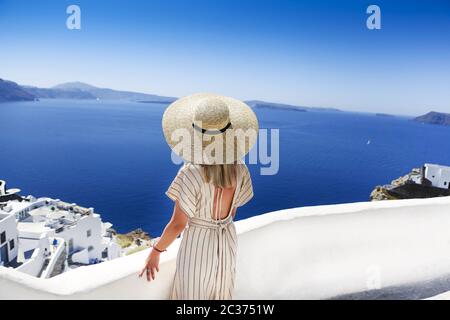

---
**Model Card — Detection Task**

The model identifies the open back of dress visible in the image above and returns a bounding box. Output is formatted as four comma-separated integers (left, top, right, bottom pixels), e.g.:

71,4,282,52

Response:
211,184,236,221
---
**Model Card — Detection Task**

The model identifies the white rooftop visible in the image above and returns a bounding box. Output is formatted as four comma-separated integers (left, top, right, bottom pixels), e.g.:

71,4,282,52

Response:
425,163,450,169
17,222,48,234
0,200,29,214
29,206,75,220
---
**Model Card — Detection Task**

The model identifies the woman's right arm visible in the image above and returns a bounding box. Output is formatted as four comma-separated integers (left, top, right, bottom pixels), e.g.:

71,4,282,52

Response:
154,201,189,251
139,201,188,282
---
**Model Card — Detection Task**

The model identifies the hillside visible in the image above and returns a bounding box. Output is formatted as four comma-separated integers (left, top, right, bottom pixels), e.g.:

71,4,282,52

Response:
370,168,450,201
0,78,176,103
0,79,36,102
414,111,450,126
24,86,96,100
52,82,176,102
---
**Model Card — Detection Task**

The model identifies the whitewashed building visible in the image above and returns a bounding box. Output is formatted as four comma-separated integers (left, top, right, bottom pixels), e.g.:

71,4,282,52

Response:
14,198,121,265
422,164,450,189
0,180,20,267
0,180,121,277
0,212,18,267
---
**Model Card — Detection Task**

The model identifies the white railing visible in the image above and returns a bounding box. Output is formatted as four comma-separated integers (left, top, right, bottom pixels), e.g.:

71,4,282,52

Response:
1,196,450,299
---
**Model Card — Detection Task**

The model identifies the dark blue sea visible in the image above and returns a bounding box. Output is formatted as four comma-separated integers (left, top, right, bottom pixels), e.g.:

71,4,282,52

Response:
1,99,450,236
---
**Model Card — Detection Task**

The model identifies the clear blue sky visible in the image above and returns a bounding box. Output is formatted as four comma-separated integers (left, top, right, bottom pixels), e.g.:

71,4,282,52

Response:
0,0,449,115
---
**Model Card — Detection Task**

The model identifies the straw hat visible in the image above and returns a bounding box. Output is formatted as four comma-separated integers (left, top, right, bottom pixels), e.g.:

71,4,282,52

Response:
162,93,259,164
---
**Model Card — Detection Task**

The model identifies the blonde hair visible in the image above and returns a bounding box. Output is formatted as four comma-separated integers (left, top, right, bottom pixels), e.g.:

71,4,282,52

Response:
201,164,237,188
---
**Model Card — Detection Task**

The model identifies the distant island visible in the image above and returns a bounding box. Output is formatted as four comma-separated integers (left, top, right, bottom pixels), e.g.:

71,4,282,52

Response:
414,111,450,126
0,77,344,114
0,79,36,102
245,100,341,113
138,100,177,104
24,85,96,100
0,78,176,103
375,113,395,117
50,82,176,102
2,77,448,124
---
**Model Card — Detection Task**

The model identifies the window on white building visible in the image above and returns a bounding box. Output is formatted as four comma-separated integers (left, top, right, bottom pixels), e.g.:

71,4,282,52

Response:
0,232,5,245
88,246,94,252
87,229,92,238
9,239,14,250
68,238,74,253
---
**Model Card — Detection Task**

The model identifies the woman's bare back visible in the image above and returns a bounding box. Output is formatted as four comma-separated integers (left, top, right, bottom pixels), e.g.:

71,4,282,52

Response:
212,183,237,220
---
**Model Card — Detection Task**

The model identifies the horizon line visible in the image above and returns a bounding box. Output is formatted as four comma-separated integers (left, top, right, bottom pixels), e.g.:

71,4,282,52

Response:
1,76,440,118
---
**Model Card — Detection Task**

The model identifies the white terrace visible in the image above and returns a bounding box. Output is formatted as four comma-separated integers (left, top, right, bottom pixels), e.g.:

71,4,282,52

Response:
2,197,450,299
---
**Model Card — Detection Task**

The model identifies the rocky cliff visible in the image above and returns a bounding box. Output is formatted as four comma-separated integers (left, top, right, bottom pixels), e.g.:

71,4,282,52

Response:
0,78,176,103
0,79,36,102
370,168,450,201
414,111,450,126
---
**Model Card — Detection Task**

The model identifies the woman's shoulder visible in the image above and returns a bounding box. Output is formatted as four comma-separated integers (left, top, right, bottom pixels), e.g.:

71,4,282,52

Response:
179,162,204,184
180,162,202,173
236,163,250,175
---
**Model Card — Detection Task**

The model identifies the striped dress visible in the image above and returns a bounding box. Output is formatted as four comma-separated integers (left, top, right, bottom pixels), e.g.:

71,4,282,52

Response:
166,162,253,300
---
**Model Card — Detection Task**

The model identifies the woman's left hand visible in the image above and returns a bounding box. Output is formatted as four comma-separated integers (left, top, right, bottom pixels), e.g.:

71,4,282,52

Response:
139,249,160,282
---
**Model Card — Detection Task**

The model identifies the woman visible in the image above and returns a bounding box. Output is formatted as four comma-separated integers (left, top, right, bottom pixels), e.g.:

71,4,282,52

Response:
139,93,258,300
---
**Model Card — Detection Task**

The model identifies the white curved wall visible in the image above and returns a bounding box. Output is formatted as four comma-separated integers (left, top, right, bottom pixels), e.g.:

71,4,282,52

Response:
2,196,450,300
15,248,44,277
